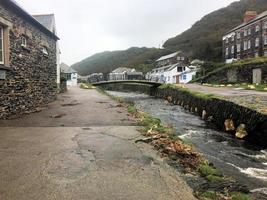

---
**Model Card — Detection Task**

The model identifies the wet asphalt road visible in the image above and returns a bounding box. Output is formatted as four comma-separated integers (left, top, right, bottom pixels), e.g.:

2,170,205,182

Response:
0,87,195,200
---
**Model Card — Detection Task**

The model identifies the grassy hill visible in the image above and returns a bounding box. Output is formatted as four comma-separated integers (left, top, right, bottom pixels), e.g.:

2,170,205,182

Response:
72,47,172,76
163,0,267,61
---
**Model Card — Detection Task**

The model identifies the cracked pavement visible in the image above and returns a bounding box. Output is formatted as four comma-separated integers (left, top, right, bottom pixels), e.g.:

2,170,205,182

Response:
0,87,196,200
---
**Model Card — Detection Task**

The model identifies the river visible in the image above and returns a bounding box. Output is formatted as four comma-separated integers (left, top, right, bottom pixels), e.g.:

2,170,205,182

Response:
107,91,267,193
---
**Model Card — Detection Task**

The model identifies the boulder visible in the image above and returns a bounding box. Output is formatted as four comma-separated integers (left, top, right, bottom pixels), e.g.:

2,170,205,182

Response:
236,124,248,139
224,119,235,131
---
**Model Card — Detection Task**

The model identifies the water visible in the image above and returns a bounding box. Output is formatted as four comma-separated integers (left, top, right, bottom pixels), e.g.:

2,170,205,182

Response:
107,91,267,192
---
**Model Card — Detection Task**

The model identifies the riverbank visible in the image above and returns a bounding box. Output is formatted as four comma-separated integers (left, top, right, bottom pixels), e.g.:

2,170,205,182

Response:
89,86,258,200
100,83,267,148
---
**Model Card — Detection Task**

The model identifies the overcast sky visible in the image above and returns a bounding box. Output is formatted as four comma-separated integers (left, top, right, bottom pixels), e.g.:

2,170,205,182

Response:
19,0,237,65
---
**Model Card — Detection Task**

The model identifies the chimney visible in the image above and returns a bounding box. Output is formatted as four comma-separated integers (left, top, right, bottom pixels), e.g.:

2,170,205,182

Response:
244,11,258,23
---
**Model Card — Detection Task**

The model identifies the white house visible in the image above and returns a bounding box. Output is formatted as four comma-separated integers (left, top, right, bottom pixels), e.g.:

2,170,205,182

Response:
164,65,198,84
60,63,78,86
109,67,136,80
147,62,198,84
177,66,198,84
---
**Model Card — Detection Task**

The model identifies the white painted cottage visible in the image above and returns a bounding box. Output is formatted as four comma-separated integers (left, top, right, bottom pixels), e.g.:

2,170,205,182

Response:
60,63,78,87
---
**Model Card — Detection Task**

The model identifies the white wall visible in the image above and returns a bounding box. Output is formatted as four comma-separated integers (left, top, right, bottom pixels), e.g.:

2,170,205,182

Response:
67,73,78,86
179,71,197,84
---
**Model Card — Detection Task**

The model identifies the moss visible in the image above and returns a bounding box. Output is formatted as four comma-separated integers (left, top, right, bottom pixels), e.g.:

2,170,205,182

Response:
231,192,251,200
198,163,221,177
127,105,138,113
159,84,216,100
198,191,221,200
206,175,224,183
80,83,95,89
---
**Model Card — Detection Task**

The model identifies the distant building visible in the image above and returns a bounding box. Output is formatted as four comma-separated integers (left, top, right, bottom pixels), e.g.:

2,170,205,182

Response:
33,14,61,88
60,63,78,86
109,67,143,80
223,10,267,62
0,0,59,119
88,73,104,83
147,52,196,84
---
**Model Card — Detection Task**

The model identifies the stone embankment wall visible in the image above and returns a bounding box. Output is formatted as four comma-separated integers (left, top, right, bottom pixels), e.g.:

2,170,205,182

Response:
199,63,267,84
101,83,267,147
0,2,57,119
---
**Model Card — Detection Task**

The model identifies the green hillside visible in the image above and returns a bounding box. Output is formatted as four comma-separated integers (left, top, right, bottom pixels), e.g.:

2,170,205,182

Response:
163,0,267,61
72,47,172,76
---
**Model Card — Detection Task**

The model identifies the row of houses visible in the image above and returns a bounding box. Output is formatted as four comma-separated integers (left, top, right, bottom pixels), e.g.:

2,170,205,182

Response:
223,10,267,63
146,52,199,84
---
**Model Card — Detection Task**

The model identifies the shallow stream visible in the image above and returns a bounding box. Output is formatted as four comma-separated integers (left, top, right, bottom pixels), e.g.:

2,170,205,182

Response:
107,91,267,192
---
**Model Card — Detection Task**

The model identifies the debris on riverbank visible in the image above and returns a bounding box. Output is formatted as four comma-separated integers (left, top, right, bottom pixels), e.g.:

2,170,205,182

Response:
93,87,252,200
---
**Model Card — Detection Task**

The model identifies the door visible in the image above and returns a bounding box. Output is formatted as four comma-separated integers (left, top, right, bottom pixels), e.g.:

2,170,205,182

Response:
253,68,262,84
176,75,180,84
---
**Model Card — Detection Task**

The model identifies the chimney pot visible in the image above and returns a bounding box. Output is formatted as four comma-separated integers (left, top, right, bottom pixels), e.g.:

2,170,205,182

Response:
244,11,258,23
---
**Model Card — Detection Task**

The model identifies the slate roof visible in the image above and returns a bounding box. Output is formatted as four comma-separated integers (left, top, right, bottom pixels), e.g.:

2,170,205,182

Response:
4,0,59,40
156,52,179,62
111,67,135,73
226,10,267,34
33,14,56,34
60,63,77,74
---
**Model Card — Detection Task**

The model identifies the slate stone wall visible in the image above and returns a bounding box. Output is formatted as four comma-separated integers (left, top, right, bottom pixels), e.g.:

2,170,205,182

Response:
101,83,267,147
201,64,267,84
0,3,57,119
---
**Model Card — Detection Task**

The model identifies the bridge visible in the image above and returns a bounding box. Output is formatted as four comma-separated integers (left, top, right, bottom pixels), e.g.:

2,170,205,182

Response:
92,80,162,87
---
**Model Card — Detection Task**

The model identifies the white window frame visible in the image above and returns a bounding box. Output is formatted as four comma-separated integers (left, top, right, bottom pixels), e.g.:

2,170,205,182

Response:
244,29,247,37
0,27,3,64
248,28,251,35
255,38,260,47
237,32,241,39
231,35,235,42
244,41,248,50
256,25,260,32
225,47,229,57
248,40,251,49
42,46,48,55
231,45,234,54
237,44,241,53
21,36,27,47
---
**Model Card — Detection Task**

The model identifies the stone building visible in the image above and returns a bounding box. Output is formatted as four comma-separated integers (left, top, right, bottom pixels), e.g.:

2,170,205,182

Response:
223,10,267,63
0,0,59,119
33,14,61,88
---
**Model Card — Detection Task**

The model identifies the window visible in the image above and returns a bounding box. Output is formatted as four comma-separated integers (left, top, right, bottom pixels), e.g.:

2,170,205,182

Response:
237,32,241,39
225,47,229,57
244,41,248,50
265,35,267,45
237,44,241,52
42,46,48,55
248,40,251,49
248,28,251,35
255,38,260,47
231,35,235,42
177,67,183,72
21,36,27,47
66,73,71,80
226,38,229,44
255,52,259,57
244,29,247,37
0,27,3,64
231,45,234,54
256,25,260,32
183,74,187,80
